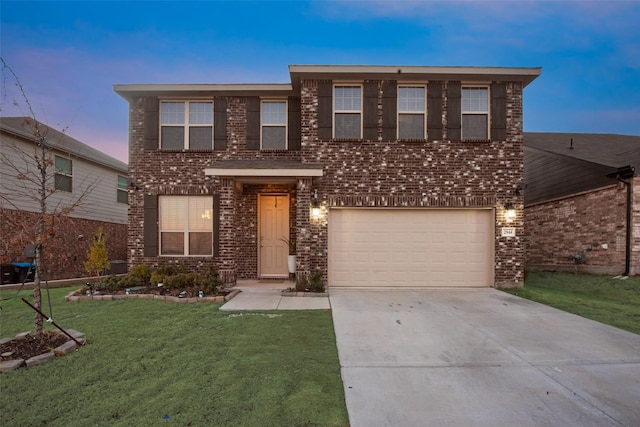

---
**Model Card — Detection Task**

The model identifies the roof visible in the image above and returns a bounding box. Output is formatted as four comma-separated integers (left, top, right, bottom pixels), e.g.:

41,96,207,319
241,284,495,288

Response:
289,65,541,88
0,117,128,173
114,64,542,99
114,83,293,100
523,132,640,205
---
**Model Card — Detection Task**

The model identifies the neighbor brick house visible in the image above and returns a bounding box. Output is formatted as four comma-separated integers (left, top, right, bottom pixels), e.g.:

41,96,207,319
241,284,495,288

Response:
115,65,540,288
0,117,128,281
524,132,640,275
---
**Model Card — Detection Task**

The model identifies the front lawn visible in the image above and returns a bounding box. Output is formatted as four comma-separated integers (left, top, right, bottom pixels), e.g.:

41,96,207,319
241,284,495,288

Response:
0,286,348,426
508,271,640,335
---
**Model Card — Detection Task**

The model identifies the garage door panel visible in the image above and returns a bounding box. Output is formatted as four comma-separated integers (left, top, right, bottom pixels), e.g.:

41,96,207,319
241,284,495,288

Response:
329,209,493,287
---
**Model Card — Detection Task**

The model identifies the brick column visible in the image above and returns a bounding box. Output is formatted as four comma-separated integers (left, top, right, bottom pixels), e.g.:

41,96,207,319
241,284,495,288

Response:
295,178,312,281
218,178,237,285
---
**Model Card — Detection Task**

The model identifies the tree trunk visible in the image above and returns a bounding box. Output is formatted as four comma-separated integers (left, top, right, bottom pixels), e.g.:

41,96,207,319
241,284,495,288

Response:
34,244,43,334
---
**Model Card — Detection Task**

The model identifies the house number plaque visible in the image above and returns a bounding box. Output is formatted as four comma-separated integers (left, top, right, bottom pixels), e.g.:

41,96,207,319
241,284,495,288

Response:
501,227,516,237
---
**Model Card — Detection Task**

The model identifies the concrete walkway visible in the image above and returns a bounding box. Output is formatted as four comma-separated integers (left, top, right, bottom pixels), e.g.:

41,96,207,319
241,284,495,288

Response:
330,288,640,427
219,280,330,311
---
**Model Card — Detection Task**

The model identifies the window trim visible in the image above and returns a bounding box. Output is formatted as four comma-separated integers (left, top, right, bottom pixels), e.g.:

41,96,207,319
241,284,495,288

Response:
260,99,288,150
54,155,72,193
397,85,427,140
158,195,214,257
461,85,490,141
159,100,214,150
117,175,128,204
333,83,363,140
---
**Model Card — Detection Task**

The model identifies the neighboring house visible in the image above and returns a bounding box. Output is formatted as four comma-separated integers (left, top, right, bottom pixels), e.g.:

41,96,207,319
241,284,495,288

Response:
0,117,128,281
114,65,540,289
524,132,640,275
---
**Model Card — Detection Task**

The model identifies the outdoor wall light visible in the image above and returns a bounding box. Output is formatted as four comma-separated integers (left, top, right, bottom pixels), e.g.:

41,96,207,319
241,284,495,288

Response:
311,190,321,218
505,202,516,222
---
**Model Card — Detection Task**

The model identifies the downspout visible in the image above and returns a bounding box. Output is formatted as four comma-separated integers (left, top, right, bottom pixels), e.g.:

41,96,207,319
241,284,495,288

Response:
608,166,635,276
620,177,632,276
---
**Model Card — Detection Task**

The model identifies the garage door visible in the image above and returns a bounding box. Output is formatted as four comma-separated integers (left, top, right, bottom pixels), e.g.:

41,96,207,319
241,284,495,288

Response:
328,209,494,287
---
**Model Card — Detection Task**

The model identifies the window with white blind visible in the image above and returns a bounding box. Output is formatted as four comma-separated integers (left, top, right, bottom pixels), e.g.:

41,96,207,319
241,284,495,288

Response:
159,196,213,256
160,101,213,149
334,85,362,139
117,175,128,204
54,156,72,192
398,86,426,139
261,100,287,149
462,87,489,140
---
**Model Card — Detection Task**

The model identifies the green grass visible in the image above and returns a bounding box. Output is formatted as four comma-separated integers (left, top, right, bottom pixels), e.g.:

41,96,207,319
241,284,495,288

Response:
0,287,348,426
507,271,640,335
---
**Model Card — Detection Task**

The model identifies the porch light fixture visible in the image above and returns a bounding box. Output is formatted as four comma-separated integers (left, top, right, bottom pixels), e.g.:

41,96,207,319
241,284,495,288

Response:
505,202,516,222
311,190,321,218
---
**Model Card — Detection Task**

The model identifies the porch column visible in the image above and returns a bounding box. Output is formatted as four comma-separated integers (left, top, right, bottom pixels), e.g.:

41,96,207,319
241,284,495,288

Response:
218,177,237,286
295,177,312,281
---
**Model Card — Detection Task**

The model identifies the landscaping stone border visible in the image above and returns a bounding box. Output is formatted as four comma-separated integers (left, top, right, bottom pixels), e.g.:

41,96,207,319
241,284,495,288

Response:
64,288,241,303
0,329,85,373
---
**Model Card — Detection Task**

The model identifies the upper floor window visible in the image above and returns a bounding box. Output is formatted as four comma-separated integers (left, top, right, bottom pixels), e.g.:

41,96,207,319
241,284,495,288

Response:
462,87,489,140
160,101,213,150
54,156,72,192
261,100,287,150
334,85,362,139
117,175,128,204
159,196,213,256
398,86,426,139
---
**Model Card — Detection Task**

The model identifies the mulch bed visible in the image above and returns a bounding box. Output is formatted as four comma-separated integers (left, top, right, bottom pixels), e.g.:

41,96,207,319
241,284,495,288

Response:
74,285,230,299
1,331,69,362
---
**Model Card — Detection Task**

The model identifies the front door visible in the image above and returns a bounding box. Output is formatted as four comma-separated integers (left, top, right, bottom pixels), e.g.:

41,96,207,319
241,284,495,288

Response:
259,194,289,277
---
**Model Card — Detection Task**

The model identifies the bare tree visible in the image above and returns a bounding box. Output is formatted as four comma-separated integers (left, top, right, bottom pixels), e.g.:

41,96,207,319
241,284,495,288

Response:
1,57,96,333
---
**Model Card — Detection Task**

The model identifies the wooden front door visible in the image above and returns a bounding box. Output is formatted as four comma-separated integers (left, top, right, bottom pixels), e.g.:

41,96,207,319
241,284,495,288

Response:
259,194,289,277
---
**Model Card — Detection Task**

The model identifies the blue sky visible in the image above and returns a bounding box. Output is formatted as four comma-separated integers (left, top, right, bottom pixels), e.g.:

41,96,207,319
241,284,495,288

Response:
1,0,639,163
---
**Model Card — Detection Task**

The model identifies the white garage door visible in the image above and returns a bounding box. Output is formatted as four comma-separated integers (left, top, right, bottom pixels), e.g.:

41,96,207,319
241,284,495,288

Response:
328,209,494,287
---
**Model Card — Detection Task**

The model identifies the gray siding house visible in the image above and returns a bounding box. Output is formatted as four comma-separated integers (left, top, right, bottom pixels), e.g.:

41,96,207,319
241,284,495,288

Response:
0,117,128,281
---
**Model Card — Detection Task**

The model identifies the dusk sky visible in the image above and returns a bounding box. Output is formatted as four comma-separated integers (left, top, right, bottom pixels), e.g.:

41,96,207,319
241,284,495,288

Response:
1,0,639,163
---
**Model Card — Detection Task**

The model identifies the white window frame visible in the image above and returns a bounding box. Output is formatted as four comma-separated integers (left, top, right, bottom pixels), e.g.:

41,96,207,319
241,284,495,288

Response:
159,196,214,257
461,86,490,140
117,175,128,204
397,85,426,140
333,84,363,139
159,100,214,150
54,155,72,193
260,99,288,150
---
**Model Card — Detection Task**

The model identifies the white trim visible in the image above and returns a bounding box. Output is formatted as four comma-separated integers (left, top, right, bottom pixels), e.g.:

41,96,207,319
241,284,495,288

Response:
333,83,363,139
158,195,214,257
204,168,323,177
260,99,288,150
461,85,490,140
159,100,214,150
397,85,426,139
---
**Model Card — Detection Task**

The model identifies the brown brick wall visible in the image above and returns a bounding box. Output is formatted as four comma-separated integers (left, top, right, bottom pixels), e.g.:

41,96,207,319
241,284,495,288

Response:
126,78,526,288
524,184,627,274
0,208,126,281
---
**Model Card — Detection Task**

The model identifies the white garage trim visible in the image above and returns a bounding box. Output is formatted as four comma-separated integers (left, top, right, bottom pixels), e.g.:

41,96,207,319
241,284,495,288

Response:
328,208,494,287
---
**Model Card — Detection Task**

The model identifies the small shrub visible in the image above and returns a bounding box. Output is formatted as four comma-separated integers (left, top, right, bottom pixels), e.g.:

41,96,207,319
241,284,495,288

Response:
150,265,184,285
130,264,151,284
84,227,110,277
308,270,324,293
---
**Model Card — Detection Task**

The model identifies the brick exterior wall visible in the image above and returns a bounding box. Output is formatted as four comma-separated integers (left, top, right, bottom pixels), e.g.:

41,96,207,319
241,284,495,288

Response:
525,184,628,274
125,76,527,288
0,208,127,281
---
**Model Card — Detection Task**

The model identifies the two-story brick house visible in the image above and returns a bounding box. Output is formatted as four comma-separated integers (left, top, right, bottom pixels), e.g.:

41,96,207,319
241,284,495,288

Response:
115,65,540,289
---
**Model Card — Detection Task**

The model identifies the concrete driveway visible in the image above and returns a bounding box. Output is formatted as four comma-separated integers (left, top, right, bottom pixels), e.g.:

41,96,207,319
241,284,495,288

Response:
330,288,640,427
